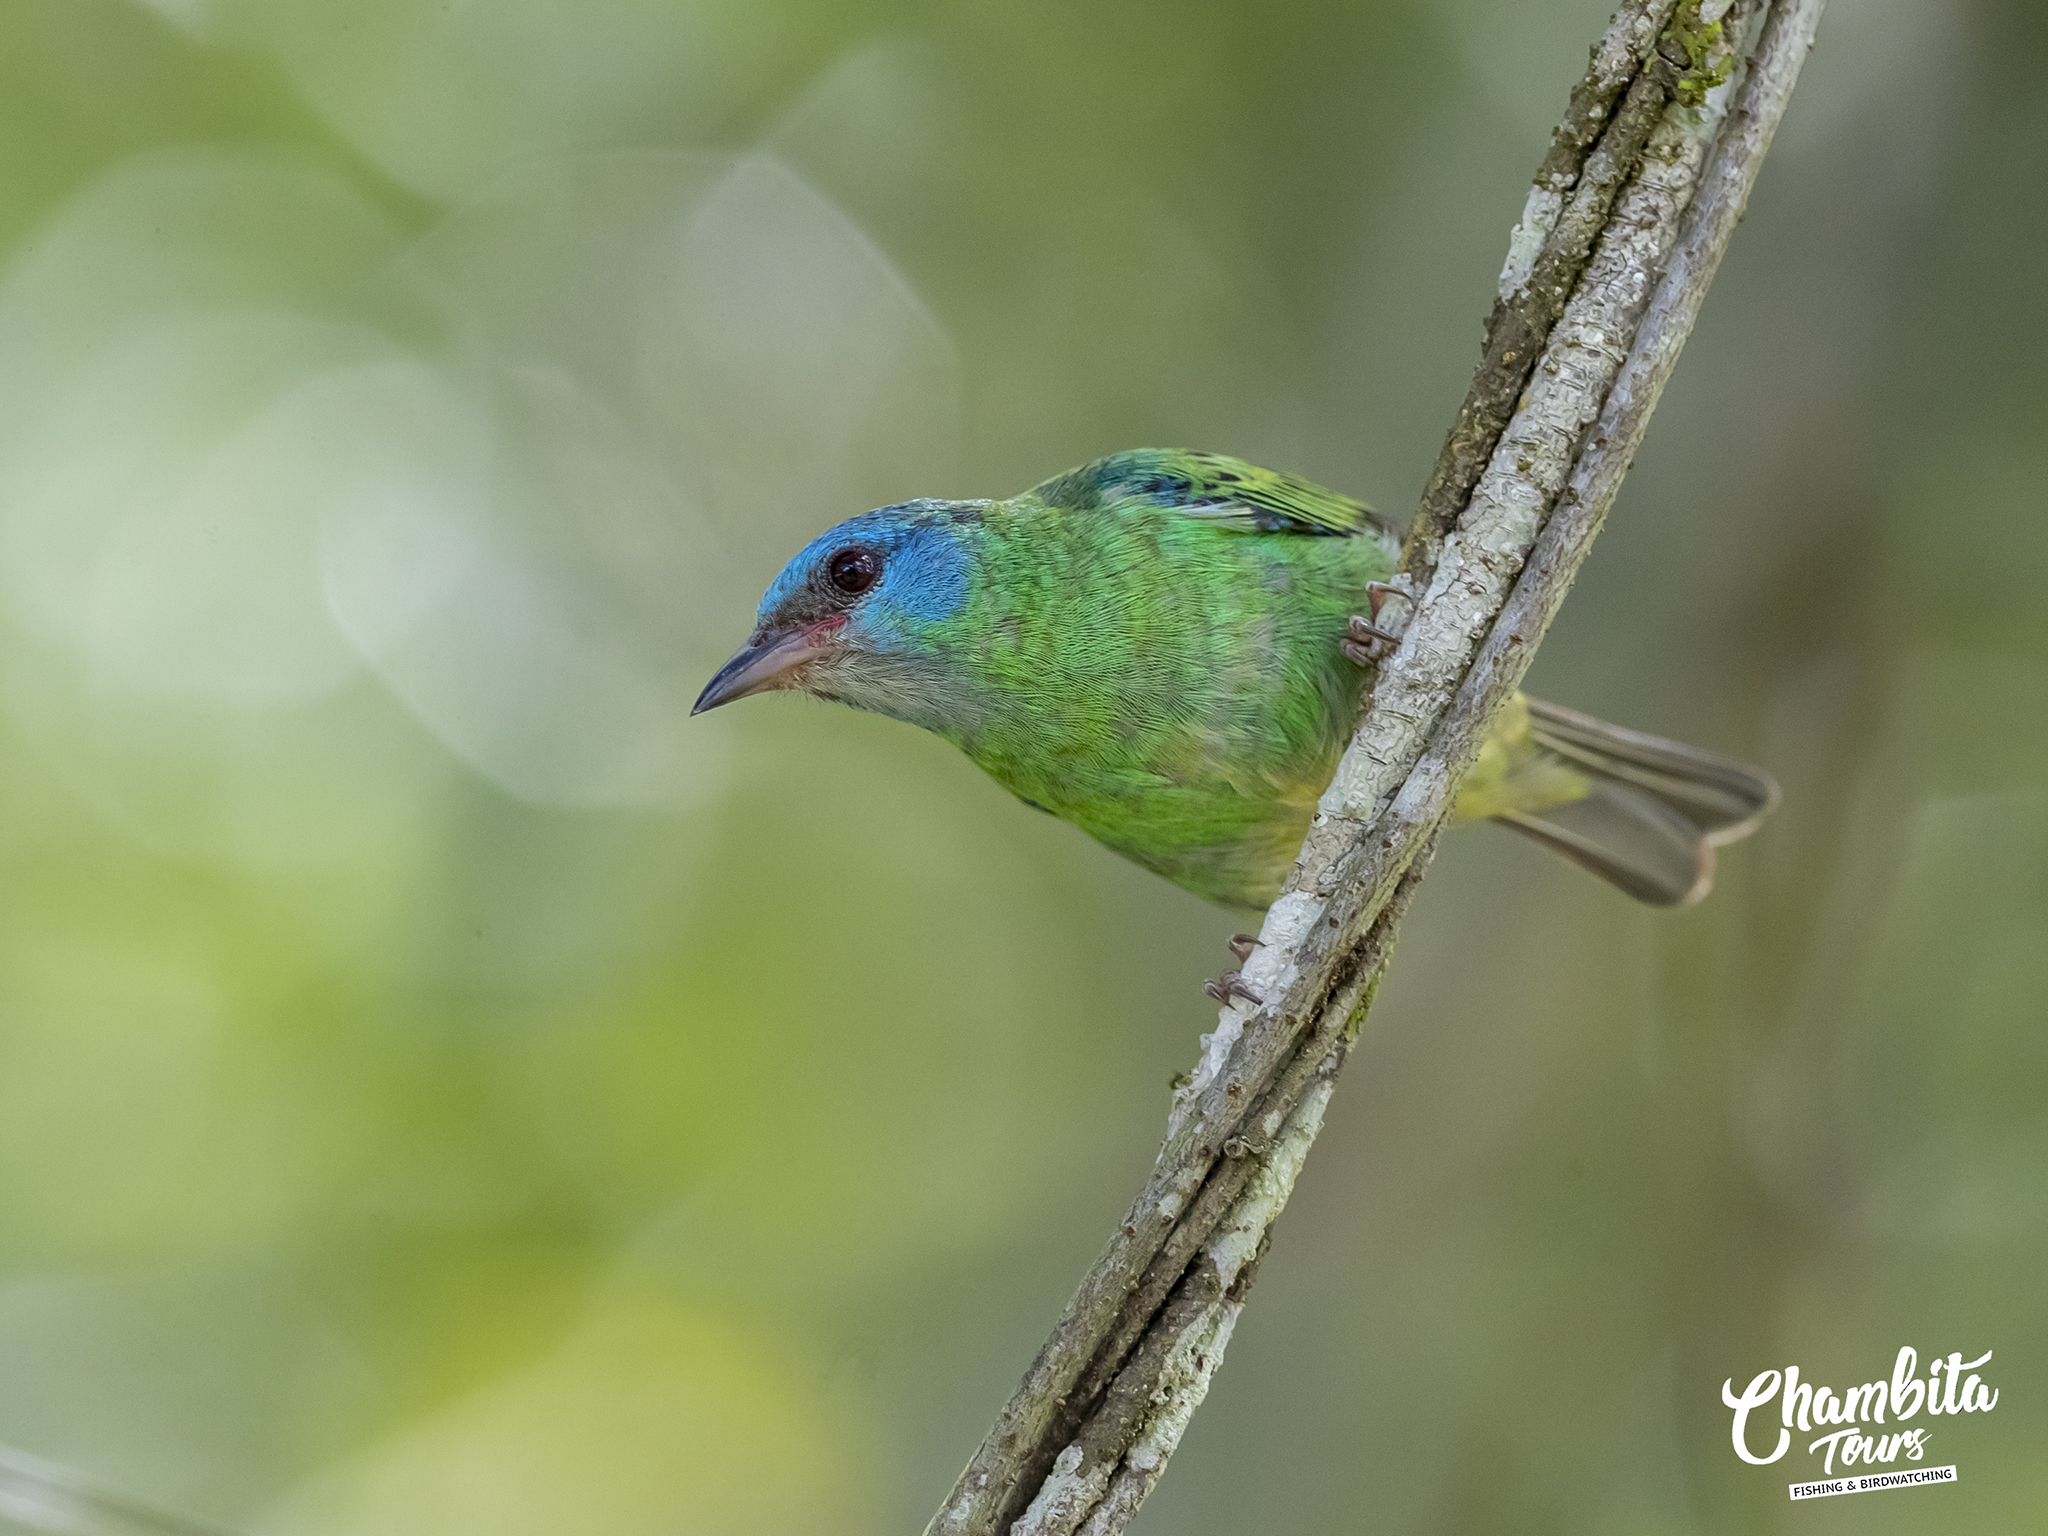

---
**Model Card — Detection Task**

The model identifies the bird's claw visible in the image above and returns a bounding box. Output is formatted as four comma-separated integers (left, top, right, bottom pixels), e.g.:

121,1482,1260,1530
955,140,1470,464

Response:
1227,932,1261,963
1204,970,1264,1008
1365,581,1408,623
1342,583,1414,664
1342,612,1399,666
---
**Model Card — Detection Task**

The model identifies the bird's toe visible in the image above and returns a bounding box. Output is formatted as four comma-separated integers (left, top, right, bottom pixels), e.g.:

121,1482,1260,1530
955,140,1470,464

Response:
1203,970,1264,1007
1342,613,1400,666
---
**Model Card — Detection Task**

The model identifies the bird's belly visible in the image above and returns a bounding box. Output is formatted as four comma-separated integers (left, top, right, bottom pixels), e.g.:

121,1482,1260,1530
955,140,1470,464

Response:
977,742,1333,910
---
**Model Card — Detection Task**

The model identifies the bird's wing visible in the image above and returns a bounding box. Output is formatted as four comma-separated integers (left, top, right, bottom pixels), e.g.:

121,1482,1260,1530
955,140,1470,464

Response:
1031,449,1397,541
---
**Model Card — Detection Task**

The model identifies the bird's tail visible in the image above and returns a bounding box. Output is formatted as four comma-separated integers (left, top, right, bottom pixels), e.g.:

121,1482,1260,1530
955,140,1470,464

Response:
1455,694,1779,907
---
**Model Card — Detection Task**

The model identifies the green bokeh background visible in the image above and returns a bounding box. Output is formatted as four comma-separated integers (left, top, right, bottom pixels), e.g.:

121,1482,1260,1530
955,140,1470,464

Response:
0,1,2042,1532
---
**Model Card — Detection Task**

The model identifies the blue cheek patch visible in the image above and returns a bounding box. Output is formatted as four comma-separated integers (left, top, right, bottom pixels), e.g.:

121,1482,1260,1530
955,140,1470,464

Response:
754,506,972,636
885,527,969,622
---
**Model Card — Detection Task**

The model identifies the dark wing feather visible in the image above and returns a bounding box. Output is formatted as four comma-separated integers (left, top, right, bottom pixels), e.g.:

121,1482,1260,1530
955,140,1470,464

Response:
1033,449,1397,541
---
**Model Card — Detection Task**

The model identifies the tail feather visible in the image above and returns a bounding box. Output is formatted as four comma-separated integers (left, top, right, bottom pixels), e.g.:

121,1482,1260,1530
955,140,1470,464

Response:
1494,696,1779,908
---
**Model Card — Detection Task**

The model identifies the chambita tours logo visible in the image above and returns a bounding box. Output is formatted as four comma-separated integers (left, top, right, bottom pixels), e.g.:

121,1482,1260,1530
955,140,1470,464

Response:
1721,1346,1997,1501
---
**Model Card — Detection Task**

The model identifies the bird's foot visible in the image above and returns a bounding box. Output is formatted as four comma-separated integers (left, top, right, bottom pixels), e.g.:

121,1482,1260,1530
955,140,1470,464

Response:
1341,614,1398,665
1204,970,1263,1008
1342,582,1414,664
1227,932,1261,963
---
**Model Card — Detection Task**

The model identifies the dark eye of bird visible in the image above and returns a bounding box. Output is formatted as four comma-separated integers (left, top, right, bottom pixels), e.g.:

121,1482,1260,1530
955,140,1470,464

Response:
828,547,880,595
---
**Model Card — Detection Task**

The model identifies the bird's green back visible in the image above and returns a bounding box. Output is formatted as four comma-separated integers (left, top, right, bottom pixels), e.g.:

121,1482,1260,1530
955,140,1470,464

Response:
917,450,1396,906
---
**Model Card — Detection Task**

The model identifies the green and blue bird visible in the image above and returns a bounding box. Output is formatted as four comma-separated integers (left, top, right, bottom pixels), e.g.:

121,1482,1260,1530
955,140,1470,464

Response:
694,450,1775,911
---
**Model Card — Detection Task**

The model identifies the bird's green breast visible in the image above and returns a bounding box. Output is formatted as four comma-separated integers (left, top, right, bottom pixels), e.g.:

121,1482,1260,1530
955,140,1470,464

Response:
922,495,1393,907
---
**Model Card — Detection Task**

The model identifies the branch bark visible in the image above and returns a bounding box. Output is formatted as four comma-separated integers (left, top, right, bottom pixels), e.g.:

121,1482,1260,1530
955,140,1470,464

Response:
926,3,1826,1532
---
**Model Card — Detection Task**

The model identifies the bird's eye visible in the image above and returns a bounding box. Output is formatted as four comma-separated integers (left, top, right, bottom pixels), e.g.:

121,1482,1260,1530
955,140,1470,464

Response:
827,547,880,595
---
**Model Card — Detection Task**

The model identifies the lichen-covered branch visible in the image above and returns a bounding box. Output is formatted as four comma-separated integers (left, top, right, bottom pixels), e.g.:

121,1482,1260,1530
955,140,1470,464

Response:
924,3,1825,1532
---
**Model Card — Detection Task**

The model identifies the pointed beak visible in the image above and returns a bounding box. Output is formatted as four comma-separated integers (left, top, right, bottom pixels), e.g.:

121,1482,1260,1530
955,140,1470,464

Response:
692,624,839,715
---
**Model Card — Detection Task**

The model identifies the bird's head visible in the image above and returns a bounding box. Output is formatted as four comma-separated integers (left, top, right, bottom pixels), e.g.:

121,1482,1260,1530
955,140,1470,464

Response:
693,499,988,732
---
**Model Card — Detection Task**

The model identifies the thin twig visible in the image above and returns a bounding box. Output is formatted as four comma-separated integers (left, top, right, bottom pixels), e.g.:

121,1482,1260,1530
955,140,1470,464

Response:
925,1,1825,1531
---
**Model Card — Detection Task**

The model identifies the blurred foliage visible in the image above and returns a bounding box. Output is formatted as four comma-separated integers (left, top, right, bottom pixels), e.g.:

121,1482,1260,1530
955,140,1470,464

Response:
0,1,2042,1533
